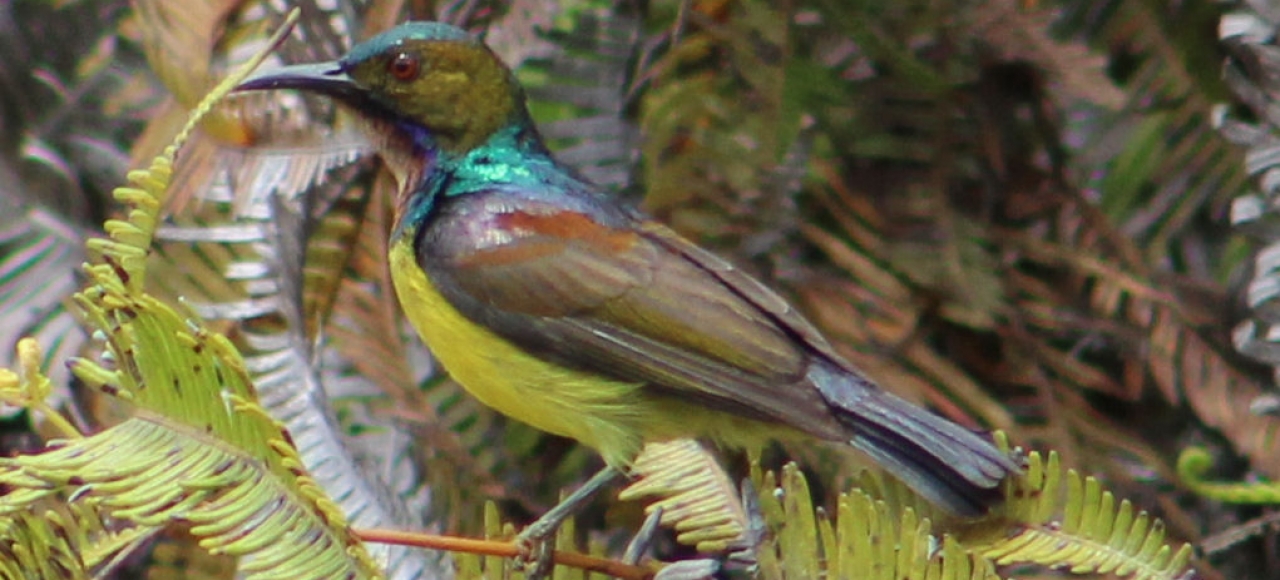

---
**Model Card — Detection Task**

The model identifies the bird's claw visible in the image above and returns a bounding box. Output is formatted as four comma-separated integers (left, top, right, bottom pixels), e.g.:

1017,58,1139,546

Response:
514,527,556,579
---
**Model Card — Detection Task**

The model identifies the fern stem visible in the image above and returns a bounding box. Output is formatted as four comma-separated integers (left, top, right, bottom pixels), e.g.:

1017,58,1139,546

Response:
352,527,653,579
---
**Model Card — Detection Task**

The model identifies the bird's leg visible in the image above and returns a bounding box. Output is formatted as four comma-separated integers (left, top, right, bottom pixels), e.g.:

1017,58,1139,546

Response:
515,465,623,576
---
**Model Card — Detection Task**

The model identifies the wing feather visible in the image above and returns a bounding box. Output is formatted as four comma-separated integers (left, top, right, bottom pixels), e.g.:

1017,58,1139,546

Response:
412,190,1015,516
419,192,843,435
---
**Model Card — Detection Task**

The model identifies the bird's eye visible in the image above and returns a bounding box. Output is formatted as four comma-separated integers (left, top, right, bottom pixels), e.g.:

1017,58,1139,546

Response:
388,52,420,81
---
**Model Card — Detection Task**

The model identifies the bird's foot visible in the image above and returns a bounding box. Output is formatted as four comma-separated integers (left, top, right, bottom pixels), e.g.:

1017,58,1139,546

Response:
513,528,556,580
510,466,623,578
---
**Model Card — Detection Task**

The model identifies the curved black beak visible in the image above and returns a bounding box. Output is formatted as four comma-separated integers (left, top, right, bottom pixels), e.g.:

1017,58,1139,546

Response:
235,62,363,102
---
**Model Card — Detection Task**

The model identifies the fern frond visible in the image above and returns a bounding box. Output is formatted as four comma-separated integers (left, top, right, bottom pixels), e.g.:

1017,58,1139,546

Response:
742,436,1194,580
0,498,162,580
617,439,749,552
978,451,1193,580
1217,2,1280,488
0,205,86,419
969,0,1125,109
1064,0,1247,245
515,3,643,192
1,13,387,579
5,474,150,580
134,0,239,110
0,503,93,580
753,463,1001,580
1178,446,1280,504
0,339,79,439
1,326,386,578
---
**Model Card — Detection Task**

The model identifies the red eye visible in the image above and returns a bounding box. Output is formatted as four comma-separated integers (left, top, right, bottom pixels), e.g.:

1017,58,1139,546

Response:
388,52,420,81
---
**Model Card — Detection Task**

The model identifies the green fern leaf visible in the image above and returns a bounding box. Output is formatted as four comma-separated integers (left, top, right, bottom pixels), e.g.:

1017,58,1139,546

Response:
979,451,1193,580
754,463,1000,580
0,14,386,579
617,439,750,552
1177,446,1280,504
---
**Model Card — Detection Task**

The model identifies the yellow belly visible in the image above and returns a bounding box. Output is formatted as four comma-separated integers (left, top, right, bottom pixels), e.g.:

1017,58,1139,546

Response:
389,238,650,467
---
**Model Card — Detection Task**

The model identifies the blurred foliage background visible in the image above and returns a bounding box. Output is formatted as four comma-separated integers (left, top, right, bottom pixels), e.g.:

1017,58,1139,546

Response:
3,0,1280,578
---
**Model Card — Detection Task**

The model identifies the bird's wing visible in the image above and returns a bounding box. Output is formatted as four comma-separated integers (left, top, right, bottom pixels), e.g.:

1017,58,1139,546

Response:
419,193,846,436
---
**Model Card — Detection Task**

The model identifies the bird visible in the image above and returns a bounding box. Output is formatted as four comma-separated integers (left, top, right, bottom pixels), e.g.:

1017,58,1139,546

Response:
235,21,1019,524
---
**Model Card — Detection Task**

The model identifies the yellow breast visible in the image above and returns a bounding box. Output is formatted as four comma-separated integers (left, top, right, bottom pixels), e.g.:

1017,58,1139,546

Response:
388,237,649,467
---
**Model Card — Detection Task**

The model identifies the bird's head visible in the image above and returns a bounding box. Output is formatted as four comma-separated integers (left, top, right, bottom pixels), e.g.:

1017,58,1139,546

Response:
237,22,525,157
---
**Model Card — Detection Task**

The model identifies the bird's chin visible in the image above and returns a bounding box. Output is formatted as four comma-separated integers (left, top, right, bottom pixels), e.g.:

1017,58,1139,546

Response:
348,114,430,201
235,63,436,216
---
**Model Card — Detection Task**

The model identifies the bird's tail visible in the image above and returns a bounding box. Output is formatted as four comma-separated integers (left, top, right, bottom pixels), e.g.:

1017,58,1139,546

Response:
813,365,1019,517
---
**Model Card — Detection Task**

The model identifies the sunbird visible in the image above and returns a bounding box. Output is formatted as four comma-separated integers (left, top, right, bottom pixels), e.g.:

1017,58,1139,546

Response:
236,22,1018,521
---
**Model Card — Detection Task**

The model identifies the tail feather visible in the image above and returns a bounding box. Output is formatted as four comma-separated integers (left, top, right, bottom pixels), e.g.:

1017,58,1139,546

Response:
813,365,1019,517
